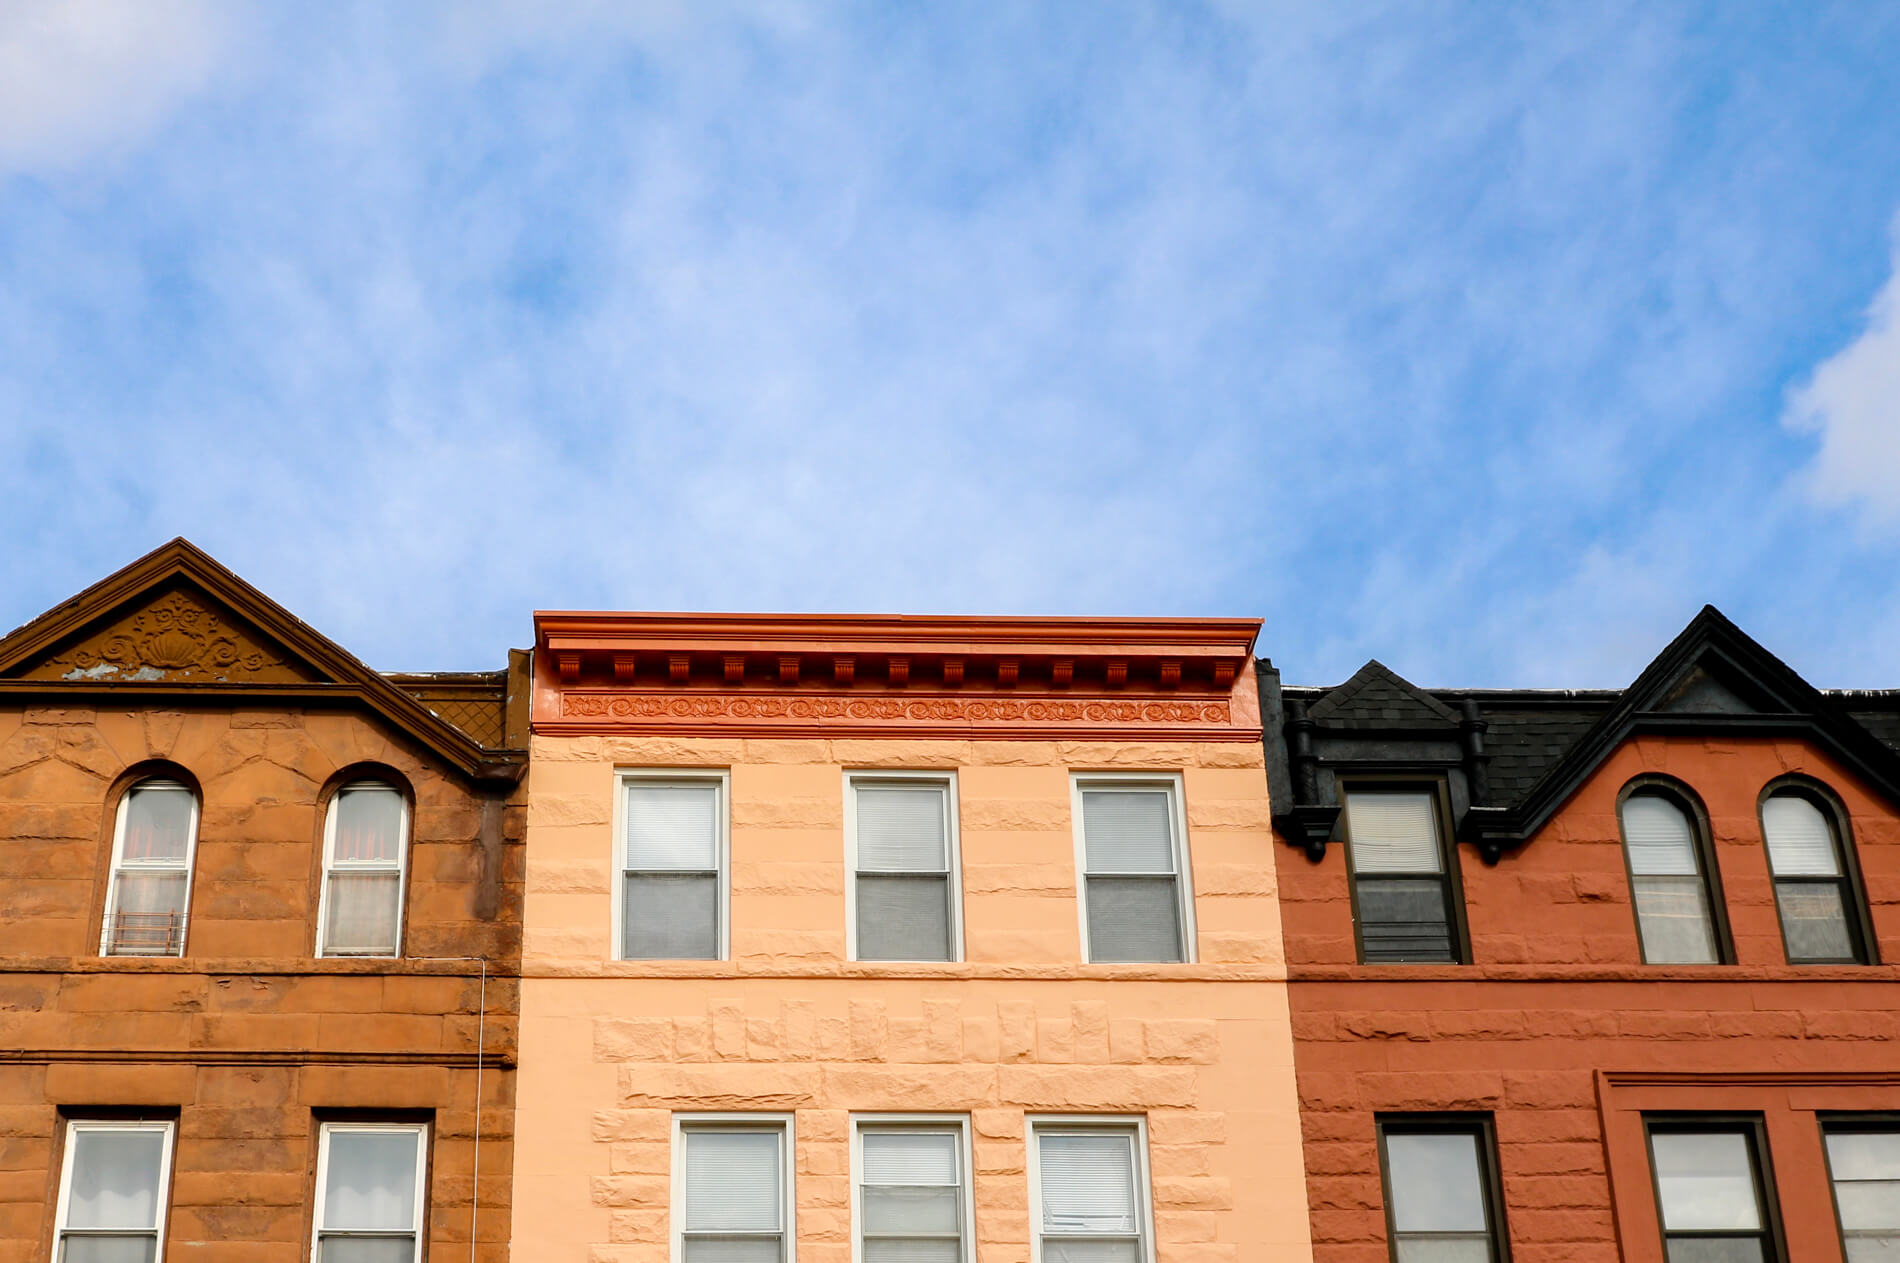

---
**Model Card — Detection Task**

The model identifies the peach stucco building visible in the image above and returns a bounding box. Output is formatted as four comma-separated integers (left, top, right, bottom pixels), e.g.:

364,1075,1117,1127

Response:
510,613,1313,1262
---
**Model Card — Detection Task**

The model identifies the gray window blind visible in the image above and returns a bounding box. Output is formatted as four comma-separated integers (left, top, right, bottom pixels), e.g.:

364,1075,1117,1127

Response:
1037,1128,1143,1263
860,1128,964,1263
1384,1130,1494,1262
1344,791,1455,964
1825,1130,1900,1261
1080,788,1184,964
1621,794,1719,965
623,781,721,960
855,783,954,962
683,1127,785,1263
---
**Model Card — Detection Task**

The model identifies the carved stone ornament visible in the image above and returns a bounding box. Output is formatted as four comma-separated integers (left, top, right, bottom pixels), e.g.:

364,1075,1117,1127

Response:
558,691,1232,730
32,590,309,684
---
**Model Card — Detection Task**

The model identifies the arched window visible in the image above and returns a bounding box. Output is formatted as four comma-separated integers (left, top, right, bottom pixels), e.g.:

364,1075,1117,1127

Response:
1761,786,1869,964
1619,786,1724,964
317,782,409,957
102,779,199,956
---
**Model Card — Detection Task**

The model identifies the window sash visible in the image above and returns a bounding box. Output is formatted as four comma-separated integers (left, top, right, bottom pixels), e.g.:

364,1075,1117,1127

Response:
1648,1126,1776,1263
677,1121,792,1263
312,1124,426,1263
1343,789,1458,965
619,775,727,961
1073,779,1191,965
1824,1126,1900,1260
855,1123,968,1261
1620,791,1723,965
850,777,959,962
1378,1123,1503,1263
1030,1121,1150,1263
55,1121,174,1263
103,782,198,958
319,784,409,958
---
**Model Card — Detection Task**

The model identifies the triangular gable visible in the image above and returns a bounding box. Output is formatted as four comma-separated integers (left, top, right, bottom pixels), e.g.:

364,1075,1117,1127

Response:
0,539,520,783
1309,659,1461,729
1461,606,1900,857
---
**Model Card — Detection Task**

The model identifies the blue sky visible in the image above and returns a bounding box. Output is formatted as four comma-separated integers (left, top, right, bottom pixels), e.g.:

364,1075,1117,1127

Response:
3,2,1899,688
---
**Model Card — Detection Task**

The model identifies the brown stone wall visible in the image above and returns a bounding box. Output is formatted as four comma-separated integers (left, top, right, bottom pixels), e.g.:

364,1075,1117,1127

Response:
0,702,522,1261
1277,735,1900,1263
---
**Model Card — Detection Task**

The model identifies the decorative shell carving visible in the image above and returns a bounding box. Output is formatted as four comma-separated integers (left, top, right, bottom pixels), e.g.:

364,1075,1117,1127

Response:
37,590,296,682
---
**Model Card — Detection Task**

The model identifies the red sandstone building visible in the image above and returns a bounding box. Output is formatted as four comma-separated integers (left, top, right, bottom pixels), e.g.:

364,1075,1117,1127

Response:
0,542,524,1261
1264,607,1900,1263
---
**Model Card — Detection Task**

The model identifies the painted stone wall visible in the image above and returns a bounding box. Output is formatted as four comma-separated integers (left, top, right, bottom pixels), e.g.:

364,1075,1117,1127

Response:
514,733,1313,1263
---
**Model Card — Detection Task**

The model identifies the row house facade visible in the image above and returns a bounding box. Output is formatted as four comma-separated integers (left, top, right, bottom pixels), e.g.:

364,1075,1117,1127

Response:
510,612,1314,1262
1264,607,1900,1263
0,541,525,1261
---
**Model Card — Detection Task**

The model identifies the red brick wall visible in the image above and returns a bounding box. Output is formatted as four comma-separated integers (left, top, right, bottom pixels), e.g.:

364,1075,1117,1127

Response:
1279,735,1900,1263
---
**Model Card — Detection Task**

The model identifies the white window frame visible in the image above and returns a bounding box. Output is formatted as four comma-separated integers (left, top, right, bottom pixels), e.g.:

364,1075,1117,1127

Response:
1026,1114,1157,1263
613,769,732,962
100,779,200,957
53,1118,176,1263
844,770,964,963
672,1112,797,1263
850,1114,976,1263
309,1121,429,1263
1069,773,1197,964
315,781,412,958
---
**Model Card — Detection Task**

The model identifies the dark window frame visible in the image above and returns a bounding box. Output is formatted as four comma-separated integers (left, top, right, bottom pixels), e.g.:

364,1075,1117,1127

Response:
1642,1114,1788,1263
1757,776,1877,965
1374,1113,1511,1263
1615,776,1734,966
1818,1112,1900,1263
1340,777,1470,965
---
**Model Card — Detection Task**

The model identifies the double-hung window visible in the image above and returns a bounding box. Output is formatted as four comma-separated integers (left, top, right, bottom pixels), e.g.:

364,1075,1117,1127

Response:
1073,776,1193,964
1647,1121,1781,1263
675,1117,793,1262
1823,1123,1900,1262
847,774,960,961
53,1120,174,1263
311,1122,428,1263
102,780,199,956
617,772,728,960
853,1119,972,1262
1377,1118,1509,1262
1761,789,1867,964
318,783,409,957
1029,1118,1154,1263
1342,788,1460,964
1620,788,1724,965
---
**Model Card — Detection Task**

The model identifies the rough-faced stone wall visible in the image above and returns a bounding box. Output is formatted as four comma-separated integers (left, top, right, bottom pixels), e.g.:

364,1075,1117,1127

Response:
0,702,522,1262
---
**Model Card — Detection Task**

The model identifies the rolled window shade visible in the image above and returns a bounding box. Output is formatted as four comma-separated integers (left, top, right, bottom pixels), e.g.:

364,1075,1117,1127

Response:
1345,792,1440,874
863,1131,958,1186
322,1130,419,1231
685,1130,782,1233
1039,1132,1138,1236
626,783,719,870
1622,794,1700,876
1081,790,1175,873
856,785,948,871
1762,795,1841,877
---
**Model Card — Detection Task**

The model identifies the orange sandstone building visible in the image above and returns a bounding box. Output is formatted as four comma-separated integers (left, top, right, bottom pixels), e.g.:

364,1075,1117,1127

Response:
510,612,1314,1262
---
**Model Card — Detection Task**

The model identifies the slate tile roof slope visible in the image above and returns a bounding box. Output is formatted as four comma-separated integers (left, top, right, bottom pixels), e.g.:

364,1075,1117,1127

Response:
1305,659,1461,728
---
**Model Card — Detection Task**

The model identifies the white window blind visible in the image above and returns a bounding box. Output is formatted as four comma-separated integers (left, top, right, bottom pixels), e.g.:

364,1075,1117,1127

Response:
1034,1125,1146,1263
314,1124,425,1263
321,784,408,957
56,1122,173,1263
1621,793,1719,965
104,781,198,957
1383,1129,1496,1262
681,1125,787,1263
1825,1129,1900,1261
853,781,955,962
1344,792,1441,874
858,1127,965,1263
1079,785,1186,964
622,779,723,960
1762,794,1840,877
1622,795,1700,876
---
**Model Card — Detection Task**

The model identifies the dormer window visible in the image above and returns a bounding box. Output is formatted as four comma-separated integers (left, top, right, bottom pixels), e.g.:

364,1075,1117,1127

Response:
1619,785,1726,965
1761,786,1869,964
1341,786,1462,964
102,779,199,956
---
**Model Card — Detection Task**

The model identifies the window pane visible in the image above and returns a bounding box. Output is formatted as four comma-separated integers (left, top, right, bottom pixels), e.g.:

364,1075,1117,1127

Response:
1085,876,1183,963
332,786,404,864
1395,1238,1494,1263
1039,1132,1138,1236
1837,1184,1900,1231
1843,1240,1900,1263
317,1239,418,1263
1623,795,1700,876
685,1130,782,1232
1081,790,1175,874
1041,1243,1141,1263
106,871,188,956
120,784,193,862
67,1129,165,1229
1346,793,1442,874
863,1131,958,1186
856,786,948,871
1828,1130,1900,1183
1357,877,1455,963
322,1130,419,1231
863,1242,962,1263
856,875,951,961
623,872,718,959
1663,1239,1768,1263
681,1241,782,1263
1385,1132,1487,1233
1634,876,1719,964
59,1240,156,1263
862,1186,961,1234
626,783,719,870
1652,1132,1763,1232
1776,881,1854,961
1761,795,1841,876
324,872,402,955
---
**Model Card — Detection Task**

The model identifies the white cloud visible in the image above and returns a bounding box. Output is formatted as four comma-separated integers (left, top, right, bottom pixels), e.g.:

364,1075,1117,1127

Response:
0,0,231,174
1784,229,1900,523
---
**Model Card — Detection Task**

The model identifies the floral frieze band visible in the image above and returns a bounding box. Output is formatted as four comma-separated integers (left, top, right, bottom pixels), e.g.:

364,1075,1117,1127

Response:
550,690,1242,737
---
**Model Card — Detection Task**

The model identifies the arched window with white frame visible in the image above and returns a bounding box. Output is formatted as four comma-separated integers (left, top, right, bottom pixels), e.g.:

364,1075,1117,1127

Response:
317,781,410,957
102,778,200,957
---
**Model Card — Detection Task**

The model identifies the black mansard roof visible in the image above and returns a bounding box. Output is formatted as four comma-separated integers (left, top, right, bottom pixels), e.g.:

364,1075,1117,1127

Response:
1265,606,1900,863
